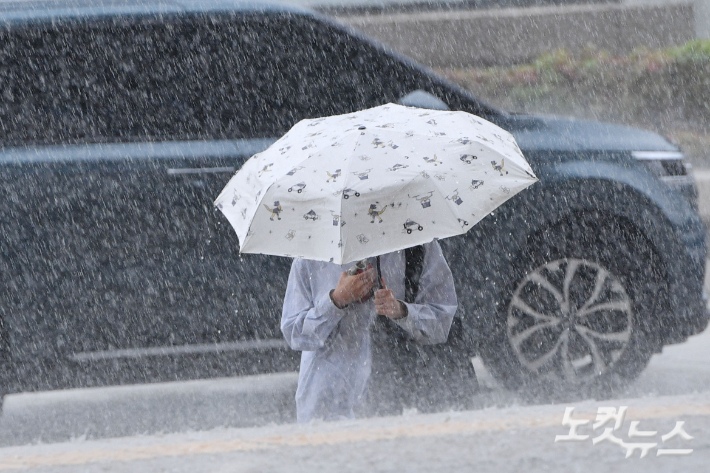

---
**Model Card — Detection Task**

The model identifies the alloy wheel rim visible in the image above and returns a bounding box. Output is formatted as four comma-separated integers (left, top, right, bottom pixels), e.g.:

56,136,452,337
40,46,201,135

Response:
507,258,633,385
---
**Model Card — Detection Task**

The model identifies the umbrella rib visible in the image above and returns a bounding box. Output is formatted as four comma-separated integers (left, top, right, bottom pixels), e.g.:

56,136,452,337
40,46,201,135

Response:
429,171,468,241
240,177,280,254
339,128,363,264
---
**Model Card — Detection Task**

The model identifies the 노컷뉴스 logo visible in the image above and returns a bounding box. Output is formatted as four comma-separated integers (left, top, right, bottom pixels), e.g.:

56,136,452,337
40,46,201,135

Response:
555,406,693,458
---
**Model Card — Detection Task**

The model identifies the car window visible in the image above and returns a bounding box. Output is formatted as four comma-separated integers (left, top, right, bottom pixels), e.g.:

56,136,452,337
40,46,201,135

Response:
0,13,427,148
260,15,416,120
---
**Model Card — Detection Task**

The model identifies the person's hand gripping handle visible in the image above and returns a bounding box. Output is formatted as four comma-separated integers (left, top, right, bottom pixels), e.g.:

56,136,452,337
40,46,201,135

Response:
374,277,407,319
331,264,378,309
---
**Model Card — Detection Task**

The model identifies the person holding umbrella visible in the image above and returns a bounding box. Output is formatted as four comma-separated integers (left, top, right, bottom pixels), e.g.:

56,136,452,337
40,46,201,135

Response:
281,242,457,422
214,103,537,422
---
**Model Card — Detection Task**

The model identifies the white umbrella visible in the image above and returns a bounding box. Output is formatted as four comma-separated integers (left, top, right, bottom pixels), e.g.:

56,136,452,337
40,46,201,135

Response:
215,103,537,264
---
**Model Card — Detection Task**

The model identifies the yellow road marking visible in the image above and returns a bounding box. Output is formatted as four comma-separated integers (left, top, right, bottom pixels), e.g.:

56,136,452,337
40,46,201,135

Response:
1,402,709,470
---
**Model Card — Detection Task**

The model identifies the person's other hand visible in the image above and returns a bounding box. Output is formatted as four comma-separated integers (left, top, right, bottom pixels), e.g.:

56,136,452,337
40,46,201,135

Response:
374,278,406,319
331,265,378,308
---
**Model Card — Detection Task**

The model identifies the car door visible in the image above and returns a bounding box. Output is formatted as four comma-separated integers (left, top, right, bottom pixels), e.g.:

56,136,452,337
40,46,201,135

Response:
0,16,281,375
48,16,297,363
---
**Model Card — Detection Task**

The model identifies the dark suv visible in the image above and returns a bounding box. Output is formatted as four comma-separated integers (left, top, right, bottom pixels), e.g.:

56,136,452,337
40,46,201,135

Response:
0,0,706,402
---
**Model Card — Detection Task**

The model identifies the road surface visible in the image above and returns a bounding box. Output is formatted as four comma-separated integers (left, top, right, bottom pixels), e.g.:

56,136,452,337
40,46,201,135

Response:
0,323,707,471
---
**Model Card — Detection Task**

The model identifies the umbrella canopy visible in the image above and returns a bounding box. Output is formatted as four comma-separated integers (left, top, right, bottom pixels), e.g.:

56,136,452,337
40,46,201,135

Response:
215,103,537,264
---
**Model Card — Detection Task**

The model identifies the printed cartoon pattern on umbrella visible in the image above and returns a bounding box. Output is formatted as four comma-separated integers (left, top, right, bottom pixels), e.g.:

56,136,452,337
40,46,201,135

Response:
215,103,537,264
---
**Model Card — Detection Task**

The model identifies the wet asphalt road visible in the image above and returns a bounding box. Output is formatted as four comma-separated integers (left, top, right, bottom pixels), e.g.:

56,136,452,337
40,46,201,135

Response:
0,323,708,449
0,332,708,472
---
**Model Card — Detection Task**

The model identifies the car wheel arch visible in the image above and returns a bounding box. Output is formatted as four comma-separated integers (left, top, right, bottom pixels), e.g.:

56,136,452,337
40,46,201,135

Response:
446,175,694,352
474,211,667,395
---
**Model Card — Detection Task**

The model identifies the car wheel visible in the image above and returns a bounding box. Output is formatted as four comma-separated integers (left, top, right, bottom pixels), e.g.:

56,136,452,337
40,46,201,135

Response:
479,217,659,398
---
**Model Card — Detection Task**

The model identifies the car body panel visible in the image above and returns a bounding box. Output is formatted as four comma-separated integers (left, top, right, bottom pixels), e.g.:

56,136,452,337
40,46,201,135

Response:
498,115,679,153
0,0,311,24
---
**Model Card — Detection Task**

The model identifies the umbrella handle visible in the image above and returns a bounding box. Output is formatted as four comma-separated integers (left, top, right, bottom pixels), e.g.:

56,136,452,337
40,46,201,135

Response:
375,255,383,290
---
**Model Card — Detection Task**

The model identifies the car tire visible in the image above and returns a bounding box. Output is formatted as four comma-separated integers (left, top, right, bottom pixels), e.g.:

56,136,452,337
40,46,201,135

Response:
479,216,660,398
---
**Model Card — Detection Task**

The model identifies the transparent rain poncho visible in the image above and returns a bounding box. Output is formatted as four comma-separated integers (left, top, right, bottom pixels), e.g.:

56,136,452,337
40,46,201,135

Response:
281,240,457,422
